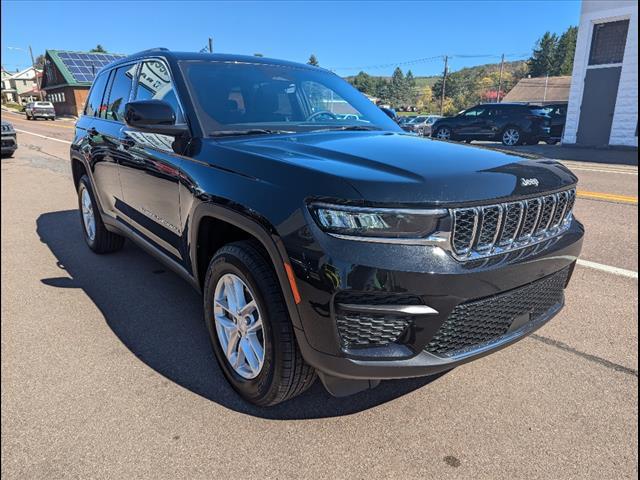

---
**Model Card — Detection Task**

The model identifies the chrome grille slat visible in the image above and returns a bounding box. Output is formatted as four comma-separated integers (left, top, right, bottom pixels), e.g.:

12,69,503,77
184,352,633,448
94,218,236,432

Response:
449,188,576,261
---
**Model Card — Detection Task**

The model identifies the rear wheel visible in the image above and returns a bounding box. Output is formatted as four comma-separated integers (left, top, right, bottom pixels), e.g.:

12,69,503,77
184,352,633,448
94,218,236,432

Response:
77,175,125,253
204,241,316,406
502,127,522,146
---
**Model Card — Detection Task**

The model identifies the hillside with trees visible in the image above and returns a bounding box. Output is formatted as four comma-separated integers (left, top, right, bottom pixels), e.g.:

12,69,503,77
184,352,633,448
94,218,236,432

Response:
347,60,528,115
345,25,577,116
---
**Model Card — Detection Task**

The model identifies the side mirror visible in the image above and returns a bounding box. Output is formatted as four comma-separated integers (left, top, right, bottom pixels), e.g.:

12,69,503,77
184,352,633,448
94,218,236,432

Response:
124,100,188,136
379,106,398,122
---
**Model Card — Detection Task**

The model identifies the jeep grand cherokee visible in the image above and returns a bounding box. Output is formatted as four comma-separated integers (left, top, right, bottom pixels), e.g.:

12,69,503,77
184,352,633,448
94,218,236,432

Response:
70,49,584,406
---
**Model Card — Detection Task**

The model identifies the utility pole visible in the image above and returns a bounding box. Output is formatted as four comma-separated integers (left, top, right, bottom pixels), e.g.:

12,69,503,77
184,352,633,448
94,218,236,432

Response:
496,53,505,103
28,46,44,100
543,73,549,103
440,55,448,116
208,37,213,53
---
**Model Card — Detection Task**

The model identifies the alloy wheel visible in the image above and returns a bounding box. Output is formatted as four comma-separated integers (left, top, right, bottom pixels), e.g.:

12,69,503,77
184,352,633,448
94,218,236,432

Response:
213,273,265,379
436,128,451,140
80,187,96,241
503,128,520,146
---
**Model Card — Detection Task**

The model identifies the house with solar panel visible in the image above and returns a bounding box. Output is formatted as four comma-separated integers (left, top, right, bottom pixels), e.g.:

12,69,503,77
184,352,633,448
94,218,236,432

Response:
40,50,126,116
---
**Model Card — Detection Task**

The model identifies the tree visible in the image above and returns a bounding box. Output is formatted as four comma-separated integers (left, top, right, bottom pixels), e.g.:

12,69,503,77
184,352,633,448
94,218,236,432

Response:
555,26,578,75
307,54,319,66
528,32,558,77
527,26,577,77
350,71,375,94
34,54,45,69
405,70,417,105
416,86,433,111
253,53,264,57
389,67,406,106
90,44,107,53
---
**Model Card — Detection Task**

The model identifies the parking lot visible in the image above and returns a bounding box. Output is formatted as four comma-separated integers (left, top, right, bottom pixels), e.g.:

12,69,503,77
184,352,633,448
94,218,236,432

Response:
1,110,638,479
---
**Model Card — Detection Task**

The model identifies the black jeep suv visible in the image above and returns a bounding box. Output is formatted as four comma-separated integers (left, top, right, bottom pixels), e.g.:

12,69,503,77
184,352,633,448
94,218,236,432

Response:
431,103,551,146
71,49,583,406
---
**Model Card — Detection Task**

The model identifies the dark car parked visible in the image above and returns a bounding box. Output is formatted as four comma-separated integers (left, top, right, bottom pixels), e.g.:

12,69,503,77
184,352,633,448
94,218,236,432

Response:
1,120,18,157
431,103,551,146
540,103,567,144
71,49,583,406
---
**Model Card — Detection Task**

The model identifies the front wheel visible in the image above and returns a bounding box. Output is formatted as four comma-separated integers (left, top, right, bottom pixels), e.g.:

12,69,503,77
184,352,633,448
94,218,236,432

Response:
204,241,316,406
435,126,452,141
502,127,522,146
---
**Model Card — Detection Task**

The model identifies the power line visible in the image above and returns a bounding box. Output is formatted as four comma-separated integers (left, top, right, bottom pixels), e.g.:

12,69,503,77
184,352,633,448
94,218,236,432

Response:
330,52,530,72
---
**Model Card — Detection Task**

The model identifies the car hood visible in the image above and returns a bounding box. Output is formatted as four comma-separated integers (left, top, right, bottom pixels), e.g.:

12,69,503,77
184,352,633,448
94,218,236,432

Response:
216,131,577,205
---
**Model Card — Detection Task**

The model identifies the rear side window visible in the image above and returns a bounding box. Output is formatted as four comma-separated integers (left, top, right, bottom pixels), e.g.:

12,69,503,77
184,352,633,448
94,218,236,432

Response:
104,65,134,122
84,72,109,116
134,60,184,123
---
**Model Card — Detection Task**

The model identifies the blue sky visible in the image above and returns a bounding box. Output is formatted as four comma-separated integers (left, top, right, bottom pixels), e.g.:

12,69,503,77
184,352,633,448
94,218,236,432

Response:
2,0,581,76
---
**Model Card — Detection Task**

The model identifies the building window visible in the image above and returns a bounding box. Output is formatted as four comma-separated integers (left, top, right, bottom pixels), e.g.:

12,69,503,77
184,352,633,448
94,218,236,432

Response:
589,19,630,65
61,92,65,102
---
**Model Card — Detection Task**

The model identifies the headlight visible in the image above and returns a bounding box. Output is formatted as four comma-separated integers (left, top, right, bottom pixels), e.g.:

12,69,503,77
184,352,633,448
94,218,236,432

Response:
309,203,448,241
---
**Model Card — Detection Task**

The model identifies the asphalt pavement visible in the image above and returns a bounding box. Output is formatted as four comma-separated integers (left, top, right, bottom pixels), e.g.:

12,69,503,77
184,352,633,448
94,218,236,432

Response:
1,110,638,479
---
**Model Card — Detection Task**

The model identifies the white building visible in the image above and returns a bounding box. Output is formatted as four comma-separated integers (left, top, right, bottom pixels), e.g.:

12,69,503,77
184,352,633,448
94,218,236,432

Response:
1,66,42,104
563,0,638,147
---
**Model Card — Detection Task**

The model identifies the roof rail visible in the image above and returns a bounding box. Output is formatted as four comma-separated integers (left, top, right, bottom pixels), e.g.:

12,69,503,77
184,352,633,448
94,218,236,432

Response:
129,47,170,56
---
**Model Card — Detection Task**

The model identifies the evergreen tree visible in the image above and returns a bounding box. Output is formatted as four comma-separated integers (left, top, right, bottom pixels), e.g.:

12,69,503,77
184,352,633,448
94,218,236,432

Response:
390,67,406,106
307,54,319,66
555,26,578,75
405,70,416,105
90,44,107,53
528,32,558,77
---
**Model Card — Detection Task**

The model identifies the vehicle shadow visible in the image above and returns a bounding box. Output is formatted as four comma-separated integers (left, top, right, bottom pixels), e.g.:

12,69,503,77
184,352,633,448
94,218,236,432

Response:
36,210,446,420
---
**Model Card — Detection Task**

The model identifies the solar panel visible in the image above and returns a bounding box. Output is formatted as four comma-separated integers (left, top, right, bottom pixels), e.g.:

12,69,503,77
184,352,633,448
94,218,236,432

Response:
57,51,127,83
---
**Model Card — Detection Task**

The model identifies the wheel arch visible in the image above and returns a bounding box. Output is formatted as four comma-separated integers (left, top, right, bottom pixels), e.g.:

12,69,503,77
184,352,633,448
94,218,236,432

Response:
190,203,303,329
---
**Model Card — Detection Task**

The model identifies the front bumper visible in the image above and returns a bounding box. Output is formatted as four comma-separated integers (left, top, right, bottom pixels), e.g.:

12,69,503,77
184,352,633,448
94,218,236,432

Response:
286,217,584,381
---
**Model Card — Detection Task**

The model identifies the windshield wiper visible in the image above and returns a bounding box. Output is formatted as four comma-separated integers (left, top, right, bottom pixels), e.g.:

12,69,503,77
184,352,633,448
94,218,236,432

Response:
310,125,381,132
211,129,295,137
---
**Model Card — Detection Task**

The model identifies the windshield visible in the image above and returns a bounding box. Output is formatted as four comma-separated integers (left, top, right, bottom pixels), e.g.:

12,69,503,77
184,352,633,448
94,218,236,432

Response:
180,61,401,135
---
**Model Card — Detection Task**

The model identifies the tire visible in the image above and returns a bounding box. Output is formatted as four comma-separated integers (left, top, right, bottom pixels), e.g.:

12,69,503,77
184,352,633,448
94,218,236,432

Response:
26,113,32,120
77,175,125,253
203,241,316,406
417,128,424,136
434,126,452,141
501,126,522,146
545,139,559,145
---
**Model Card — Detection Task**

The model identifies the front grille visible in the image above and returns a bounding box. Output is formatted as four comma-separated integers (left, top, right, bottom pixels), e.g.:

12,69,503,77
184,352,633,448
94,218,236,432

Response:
425,267,569,356
334,292,422,348
450,188,575,260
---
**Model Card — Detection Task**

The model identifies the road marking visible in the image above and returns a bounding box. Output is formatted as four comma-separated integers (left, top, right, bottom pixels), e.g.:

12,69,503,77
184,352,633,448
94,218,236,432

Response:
14,128,72,145
2,111,76,129
577,190,638,204
565,165,638,176
577,259,638,279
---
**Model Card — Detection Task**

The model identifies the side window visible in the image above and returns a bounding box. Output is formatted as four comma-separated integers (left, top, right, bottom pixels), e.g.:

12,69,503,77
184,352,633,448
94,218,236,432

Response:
135,60,185,123
104,66,134,122
84,71,109,117
463,108,485,117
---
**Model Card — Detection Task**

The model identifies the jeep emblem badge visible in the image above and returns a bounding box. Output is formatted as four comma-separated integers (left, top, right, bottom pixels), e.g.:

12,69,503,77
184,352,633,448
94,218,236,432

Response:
521,178,540,187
